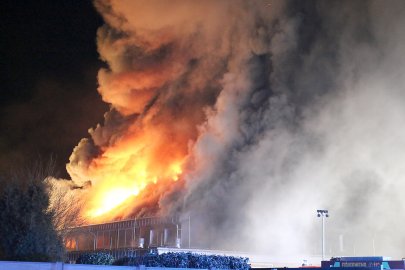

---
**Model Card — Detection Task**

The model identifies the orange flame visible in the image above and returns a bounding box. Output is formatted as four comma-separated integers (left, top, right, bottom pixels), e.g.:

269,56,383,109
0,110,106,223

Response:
78,122,188,222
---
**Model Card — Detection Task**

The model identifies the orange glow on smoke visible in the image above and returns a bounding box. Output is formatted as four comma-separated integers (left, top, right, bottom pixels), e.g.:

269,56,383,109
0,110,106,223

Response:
69,31,203,223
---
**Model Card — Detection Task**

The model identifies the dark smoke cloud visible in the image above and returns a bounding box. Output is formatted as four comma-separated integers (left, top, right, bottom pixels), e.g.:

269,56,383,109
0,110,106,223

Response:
68,0,405,258
178,0,405,258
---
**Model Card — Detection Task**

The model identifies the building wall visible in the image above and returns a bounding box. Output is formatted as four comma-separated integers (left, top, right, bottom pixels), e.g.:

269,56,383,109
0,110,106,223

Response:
64,217,182,252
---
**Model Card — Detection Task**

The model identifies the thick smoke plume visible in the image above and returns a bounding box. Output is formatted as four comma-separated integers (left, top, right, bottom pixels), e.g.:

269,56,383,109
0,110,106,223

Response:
66,0,405,258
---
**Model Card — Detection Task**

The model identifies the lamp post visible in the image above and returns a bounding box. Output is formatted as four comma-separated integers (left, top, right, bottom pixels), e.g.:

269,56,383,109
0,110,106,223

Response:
317,209,329,261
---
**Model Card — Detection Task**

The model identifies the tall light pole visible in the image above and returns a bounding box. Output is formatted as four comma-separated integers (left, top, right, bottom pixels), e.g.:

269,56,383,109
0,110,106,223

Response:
317,209,329,261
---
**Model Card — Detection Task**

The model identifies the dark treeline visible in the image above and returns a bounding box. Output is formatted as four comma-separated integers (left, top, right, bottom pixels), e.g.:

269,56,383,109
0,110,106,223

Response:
0,159,64,261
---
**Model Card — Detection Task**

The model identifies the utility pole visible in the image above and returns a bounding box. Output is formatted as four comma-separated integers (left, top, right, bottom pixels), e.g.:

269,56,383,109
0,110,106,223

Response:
317,210,329,261
372,237,376,256
188,215,191,248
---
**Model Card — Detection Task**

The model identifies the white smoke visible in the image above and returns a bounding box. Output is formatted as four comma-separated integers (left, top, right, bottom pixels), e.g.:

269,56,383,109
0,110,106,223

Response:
181,0,405,258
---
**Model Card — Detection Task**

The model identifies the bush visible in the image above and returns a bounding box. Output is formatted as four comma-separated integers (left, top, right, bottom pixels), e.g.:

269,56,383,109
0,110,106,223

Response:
0,160,64,261
76,252,114,265
160,252,189,268
113,252,250,270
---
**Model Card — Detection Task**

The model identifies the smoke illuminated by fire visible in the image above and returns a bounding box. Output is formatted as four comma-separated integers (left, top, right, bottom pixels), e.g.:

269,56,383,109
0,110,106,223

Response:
54,0,405,258
65,0,252,222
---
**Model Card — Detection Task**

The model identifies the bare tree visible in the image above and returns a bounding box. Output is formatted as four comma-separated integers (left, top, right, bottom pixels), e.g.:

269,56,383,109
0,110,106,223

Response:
47,178,86,238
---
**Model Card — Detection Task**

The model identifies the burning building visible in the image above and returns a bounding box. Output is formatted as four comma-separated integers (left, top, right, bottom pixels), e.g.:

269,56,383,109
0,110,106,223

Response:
64,216,186,262
49,0,405,258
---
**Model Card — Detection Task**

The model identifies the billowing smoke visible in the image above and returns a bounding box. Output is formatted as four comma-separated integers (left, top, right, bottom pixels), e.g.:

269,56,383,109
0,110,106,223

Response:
65,0,405,258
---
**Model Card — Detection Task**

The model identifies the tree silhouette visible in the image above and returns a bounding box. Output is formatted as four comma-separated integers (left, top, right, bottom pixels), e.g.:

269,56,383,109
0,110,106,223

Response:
0,159,64,261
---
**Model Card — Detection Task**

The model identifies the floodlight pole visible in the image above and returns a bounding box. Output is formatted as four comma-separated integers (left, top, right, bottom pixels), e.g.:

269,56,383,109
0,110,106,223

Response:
188,215,191,248
322,214,325,259
317,210,329,261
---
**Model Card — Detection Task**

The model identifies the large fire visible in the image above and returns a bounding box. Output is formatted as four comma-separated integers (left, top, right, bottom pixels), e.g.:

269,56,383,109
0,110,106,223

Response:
74,122,188,222
65,0,246,225
84,163,183,220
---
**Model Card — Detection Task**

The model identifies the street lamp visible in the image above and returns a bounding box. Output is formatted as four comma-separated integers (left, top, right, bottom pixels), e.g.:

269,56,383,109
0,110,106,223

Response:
317,209,329,261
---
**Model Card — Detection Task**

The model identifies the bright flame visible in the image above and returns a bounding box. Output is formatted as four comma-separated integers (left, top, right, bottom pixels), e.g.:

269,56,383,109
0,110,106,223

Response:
78,125,187,222
65,238,77,250
170,163,183,181
68,20,196,222
87,187,140,218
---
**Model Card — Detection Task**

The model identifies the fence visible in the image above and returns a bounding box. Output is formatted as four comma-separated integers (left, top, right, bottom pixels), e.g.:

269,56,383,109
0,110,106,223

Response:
0,261,210,270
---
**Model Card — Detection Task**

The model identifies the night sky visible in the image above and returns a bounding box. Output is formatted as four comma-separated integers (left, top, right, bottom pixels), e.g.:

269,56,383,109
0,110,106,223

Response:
1,1,108,177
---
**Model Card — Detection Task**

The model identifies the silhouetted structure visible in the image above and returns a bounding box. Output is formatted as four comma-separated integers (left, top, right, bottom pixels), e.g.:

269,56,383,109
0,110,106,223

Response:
64,216,182,262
